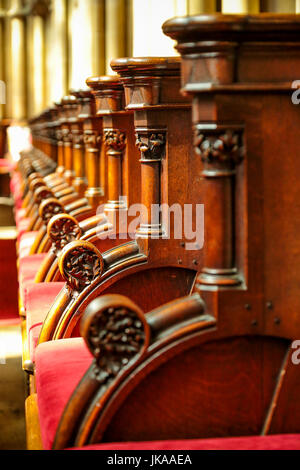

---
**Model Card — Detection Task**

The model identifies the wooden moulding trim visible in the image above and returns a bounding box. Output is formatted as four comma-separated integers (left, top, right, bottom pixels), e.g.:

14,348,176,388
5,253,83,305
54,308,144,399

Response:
162,13,300,42
183,81,298,94
110,57,180,76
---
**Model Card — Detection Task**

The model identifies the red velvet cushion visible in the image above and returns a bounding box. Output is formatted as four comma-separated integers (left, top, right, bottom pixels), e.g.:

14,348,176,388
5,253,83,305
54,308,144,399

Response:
36,338,93,450
35,340,300,451
15,208,27,227
0,159,15,171
24,282,65,362
71,435,300,450
24,282,64,361
10,173,22,197
17,218,30,240
18,232,38,259
18,254,47,302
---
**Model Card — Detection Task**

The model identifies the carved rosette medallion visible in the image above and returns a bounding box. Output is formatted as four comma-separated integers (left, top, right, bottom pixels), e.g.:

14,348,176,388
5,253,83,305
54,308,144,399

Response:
135,130,166,161
61,243,104,291
34,187,53,205
48,215,82,251
88,305,147,384
39,198,64,225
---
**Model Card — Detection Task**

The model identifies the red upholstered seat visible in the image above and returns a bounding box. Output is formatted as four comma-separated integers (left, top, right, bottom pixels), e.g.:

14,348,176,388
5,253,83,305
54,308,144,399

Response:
18,231,38,259
35,339,300,451
35,338,93,450
17,218,30,240
10,173,22,207
24,281,64,361
15,208,27,227
71,435,300,450
18,254,47,302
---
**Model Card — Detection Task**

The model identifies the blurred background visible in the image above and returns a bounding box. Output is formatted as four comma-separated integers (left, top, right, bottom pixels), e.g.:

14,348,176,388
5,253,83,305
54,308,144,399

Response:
0,0,299,126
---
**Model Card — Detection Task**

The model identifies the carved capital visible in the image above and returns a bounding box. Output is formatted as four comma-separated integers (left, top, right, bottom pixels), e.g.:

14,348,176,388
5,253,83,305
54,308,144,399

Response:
72,132,85,146
56,129,63,141
62,128,72,144
83,131,102,147
82,295,150,383
47,214,82,251
104,129,126,154
194,125,244,175
135,129,166,161
39,198,64,225
59,241,104,292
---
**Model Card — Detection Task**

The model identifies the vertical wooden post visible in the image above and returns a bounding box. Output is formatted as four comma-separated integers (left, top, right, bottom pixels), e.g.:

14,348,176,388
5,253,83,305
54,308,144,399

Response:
62,95,77,185
70,90,90,198
135,129,166,238
194,124,244,286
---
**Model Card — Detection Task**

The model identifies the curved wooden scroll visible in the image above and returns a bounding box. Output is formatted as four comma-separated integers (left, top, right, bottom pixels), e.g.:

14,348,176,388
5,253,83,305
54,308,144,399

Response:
53,293,211,449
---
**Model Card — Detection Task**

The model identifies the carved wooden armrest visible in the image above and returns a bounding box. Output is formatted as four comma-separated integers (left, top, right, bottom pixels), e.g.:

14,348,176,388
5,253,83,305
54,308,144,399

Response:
53,292,215,449
34,211,110,282
37,240,105,343
38,239,144,342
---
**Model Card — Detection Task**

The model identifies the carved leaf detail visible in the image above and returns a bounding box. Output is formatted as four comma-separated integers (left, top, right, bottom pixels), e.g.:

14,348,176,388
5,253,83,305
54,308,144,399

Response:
194,129,243,165
83,132,102,146
88,306,146,384
72,133,84,145
135,132,166,160
41,201,64,224
34,188,53,204
63,246,103,291
104,130,126,152
49,217,82,251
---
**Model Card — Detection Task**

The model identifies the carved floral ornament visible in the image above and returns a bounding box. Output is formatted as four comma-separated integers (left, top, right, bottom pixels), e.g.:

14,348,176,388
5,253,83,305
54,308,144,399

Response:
34,187,53,204
72,132,84,146
104,129,126,153
194,127,244,167
60,243,104,292
83,132,102,147
135,131,166,161
39,199,64,224
62,130,73,144
56,129,64,141
87,303,149,384
48,215,82,251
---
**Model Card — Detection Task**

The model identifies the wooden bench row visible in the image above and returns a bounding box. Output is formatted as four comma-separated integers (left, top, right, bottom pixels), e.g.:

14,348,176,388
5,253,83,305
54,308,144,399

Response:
9,13,300,450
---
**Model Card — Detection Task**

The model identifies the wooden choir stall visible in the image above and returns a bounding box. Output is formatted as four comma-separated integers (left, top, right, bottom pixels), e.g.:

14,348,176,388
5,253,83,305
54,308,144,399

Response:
1,10,300,452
